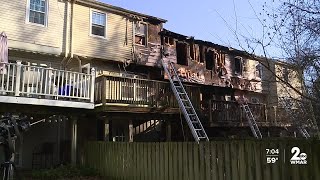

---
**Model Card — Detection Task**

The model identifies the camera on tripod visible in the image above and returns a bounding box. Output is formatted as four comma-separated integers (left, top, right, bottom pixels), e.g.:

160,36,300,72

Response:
0,115,31,141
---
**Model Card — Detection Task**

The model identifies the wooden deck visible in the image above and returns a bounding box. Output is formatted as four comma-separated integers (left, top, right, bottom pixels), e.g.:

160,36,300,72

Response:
92,75,297,128
0,61,95,109
94,75,201,113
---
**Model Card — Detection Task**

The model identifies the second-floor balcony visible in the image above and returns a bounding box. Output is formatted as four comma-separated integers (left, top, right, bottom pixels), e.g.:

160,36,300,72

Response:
0,61,95,109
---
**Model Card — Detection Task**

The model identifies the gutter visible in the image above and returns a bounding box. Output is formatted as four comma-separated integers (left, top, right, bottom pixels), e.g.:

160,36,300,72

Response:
76,0,167,23
70,0,76,58
64,1,70,58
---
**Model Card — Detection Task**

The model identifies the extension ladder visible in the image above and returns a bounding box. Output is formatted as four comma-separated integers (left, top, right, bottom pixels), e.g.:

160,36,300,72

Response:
241,103,262,139
297,126,310,138
162,60,209,142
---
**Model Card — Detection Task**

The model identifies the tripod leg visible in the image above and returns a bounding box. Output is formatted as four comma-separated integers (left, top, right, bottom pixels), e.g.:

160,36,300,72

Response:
3,166,8,180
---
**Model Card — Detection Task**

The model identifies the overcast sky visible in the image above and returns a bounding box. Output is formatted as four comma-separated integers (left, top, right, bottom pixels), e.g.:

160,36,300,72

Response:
101,0,279,57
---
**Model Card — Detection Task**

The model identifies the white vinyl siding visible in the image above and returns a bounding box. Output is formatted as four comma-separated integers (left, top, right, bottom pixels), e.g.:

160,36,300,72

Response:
73,4,133,61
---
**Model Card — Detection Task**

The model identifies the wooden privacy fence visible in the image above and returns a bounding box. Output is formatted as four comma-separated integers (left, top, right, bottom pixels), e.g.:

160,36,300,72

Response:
83,140,320,180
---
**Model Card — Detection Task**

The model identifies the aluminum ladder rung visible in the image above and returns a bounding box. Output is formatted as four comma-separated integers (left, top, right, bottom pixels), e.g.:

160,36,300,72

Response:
162,60,209,143
241,104,262,139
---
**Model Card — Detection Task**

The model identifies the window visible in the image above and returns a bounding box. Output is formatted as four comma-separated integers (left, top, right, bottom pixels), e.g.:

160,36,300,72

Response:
164,36,174,46
176,42,188,65
135,23,147,45
283,67,289,82
234,57,243,75
255,63,262,78
205,50,215,70
91,11,106,37
190,44,195,60
199,46,205,63
28,0,47,25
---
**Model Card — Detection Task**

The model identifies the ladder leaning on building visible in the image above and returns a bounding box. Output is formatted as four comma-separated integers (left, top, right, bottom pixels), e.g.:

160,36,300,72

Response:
162,60,209,143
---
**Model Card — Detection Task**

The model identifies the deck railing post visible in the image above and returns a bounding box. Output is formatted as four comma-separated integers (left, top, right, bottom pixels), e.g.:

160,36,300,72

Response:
101,76,107,105
90,68,95,103
14,61,22,96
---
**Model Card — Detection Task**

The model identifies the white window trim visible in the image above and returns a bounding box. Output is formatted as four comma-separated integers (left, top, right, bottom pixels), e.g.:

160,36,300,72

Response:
25,0,49,27
134,21,148,46
89,9,108,39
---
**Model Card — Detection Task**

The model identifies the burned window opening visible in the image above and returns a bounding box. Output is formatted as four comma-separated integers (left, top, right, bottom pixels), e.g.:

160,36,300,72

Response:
256,63,262,78
217,52,227,76
205,50,215,70
135,22,147,46
176,42,188,65
199,46,204,63
164,36,174,46
283,67,289,82
190,44,195,60
234,57,243,75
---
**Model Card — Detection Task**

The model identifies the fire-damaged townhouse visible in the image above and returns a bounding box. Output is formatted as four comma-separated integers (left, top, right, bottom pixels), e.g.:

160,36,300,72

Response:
0,0,310,169
127,26,306,140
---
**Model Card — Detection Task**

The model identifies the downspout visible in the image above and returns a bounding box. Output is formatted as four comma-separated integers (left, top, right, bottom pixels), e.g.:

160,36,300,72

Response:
132,19,135,62
64,0,70,58
70,0,75,59
63,0,76,70
60,0,70,68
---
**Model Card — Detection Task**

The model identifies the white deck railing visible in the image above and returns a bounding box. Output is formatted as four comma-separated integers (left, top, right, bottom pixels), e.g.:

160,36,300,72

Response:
0,61,95,103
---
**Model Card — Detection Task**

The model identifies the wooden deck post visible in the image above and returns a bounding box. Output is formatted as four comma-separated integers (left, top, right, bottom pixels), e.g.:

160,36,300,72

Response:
129,119,134,142
104,118,110,141
90,68,96,103
209,98,213,126
71,116,78,165
166,120,171,142
14,61,22,96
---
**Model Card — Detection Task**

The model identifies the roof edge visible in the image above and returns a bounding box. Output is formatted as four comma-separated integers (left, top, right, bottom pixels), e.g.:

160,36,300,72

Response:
160,29,296,68
76,0,167,23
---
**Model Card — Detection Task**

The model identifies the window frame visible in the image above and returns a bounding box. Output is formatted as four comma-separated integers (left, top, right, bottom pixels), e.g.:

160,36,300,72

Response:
164,36,174,46
283,67,289,82
134,22,148,46
26,0,49,27
234,56,243,76
89,9,108,39
255,63,263,79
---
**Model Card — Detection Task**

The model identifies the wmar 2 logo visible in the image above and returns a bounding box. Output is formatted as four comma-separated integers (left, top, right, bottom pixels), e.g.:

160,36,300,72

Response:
290,147,307,165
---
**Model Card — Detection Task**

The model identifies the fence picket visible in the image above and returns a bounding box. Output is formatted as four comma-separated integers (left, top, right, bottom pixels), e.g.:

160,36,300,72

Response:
230,141,239,180
238,141,247,180
188,142,194,180
254,141,263,180
182,142,188,180
224,142,231,180
211,142,218,180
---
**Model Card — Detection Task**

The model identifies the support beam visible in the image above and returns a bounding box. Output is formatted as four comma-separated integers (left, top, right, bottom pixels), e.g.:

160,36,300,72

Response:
71,117,78,165
104,119,110,142
129,120,133,142
209,98,213,126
